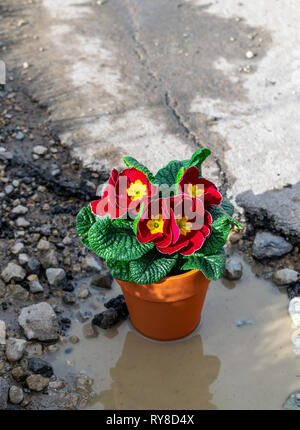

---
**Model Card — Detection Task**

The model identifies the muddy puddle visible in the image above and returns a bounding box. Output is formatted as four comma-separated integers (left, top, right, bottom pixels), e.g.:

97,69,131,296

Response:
47,256,299,410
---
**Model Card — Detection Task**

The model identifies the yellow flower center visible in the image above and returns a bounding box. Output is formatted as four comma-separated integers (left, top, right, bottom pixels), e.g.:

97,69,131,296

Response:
147,214,164,234
127,180,147,201
187,183,204,198
175,216,193,236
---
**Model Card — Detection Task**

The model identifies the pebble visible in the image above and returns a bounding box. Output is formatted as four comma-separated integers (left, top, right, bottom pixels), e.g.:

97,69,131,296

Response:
69,335,80,344
40,249,58,269
62,236,72,246
0,320,6,345
33,145,47,156
28,358,53,378
91,271,112,289
5,338,27,362
37,239,51,252
26,374,49,391
273,269,299,286
27,257,41,275
9,386,24,405
1,263,26,283
49,380,65,390
77,288,90,299
18,302,59,341
25,342,43,357
28,274,44,293
16,217,30,228
46,268,66,287
63,292,76,305
235,318,255,327
82,255,102,273
252,232,293,259
289,298,300,327
15,131,24,140
8,284,29,301
245,50,255,59
11,242,25,255
83,323,98,338
11,366,27,382
47,344,60,353
12,205,28,215
283,391,300,410
224,257,243,281
18,253,30,266
75,374,93,395
5,184,13,194
92,308,120,329
0,377,9,409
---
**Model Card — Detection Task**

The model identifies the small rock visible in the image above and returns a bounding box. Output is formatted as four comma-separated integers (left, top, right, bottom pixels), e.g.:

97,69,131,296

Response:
40,224,52,236
77,288,90,299
40,249,58,269
47,344,60,353
25,342,43,357
63,292,76,305
8,284,29,301
283,391,300,410
224,257,243,281
15,131,24,141
5,185,13,195
26,374,49,392
0,377,9,409
83,323,98,338
62,236,72,246
28,358,53,378
11,366,27,382
27,257,41,275
252,232,293,259
18,253,30,266
11,242,25,255
9,386,24,405
273,269,299,286
46,268,65,287
16,217,30,228
69,335,80,344
91,271,113,289
1,263,26,283
92,308,120,329
28,275,44,293
0,320,6,345
289,298,300,327
37,239,51,252
235,318,255,327
18,302,59,341
245,50,255,59
104,294,128,318
5,338,27,362
75,374,93,395
33,145,47,156
12,205,28,215
82,255,102,273
49,380,65,390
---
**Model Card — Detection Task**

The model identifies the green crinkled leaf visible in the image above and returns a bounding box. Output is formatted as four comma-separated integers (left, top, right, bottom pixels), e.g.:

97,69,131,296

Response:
111,218,134,232
123,156,157,184
76,205,96,236
188,148,211,174
155,160,188,186
106,259,132,282
182,249,226,281
208,200,242,229
76,205,97,248
129,251,178,284
88,218,154,261
197,216,232,256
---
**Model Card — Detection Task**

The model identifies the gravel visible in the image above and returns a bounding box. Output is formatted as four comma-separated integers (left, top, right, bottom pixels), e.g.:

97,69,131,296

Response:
252,232,293,259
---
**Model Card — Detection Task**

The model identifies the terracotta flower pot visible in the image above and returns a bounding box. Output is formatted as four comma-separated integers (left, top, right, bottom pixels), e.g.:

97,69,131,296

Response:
116,270,210,341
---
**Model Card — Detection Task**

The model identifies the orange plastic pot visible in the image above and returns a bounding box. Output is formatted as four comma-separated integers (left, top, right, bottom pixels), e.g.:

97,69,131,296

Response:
116,270,210,341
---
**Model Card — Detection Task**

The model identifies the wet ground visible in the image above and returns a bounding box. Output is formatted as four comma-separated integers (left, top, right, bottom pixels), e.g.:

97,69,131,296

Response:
49,257,299,410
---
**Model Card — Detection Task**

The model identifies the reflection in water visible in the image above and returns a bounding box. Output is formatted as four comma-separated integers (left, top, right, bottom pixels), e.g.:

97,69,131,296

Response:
221,279,236,290
94,331,220,410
